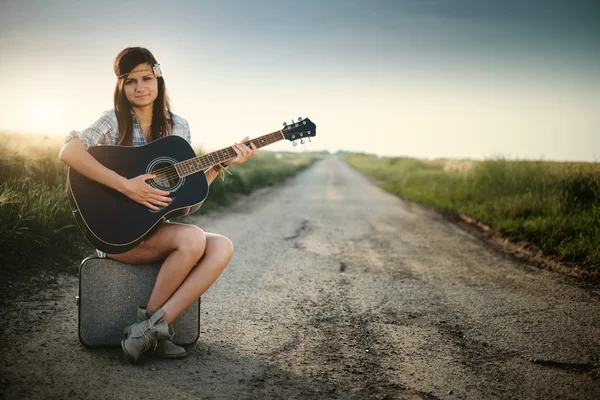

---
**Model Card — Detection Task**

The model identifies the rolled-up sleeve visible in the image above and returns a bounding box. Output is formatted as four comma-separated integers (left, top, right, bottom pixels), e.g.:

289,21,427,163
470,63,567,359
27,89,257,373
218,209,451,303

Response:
64,111,117,150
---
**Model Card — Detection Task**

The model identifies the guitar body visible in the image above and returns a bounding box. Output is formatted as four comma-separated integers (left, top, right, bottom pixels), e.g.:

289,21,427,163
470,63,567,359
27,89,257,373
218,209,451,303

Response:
68,136,208,254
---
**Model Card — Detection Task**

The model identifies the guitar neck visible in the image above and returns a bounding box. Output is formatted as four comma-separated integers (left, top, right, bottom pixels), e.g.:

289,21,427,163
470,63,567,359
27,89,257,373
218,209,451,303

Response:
174,130,284,177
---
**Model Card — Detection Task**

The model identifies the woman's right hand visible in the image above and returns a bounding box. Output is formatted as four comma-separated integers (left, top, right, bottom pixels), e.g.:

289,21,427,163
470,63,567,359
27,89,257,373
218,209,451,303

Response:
120,174,172,211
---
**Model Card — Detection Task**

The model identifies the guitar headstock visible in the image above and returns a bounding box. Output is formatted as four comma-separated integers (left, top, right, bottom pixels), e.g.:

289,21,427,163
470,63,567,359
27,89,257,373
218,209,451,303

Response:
281,117,316,146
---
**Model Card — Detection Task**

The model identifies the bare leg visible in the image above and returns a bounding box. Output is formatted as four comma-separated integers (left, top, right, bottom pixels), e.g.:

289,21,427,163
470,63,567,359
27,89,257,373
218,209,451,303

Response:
161,232,233,324
107,223,233,324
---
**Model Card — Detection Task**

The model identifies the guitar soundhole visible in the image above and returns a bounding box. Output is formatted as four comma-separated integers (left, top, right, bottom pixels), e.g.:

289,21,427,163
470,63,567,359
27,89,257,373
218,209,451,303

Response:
150,162,180,190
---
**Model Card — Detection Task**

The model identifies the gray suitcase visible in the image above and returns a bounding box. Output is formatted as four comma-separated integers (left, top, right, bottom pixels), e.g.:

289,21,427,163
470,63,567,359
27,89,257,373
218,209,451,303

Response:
78,256,200,347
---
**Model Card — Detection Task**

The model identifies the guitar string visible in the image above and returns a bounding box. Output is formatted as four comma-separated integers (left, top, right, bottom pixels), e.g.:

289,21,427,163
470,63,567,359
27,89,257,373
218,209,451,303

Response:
149,147,236,177
150,156,231,186
148,141,250,184
149,148,251,186
148,138,262,178
148,127,297,178
146,125,311,186
146,124,309,179
147,134,285,185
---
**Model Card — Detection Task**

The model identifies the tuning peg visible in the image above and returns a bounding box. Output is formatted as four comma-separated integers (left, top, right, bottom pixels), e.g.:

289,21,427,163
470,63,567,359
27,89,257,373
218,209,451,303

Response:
291,119,295,124
292,141,298,147
298,117,302,121
283,122,287,127
300,139,305,144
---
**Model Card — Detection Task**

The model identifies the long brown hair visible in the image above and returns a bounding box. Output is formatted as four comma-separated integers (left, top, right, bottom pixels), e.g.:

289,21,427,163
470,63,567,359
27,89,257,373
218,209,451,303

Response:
113,47,173,146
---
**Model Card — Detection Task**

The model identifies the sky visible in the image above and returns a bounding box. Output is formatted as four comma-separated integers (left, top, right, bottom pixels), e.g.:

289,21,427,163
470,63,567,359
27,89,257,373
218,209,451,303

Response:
0,0,599,161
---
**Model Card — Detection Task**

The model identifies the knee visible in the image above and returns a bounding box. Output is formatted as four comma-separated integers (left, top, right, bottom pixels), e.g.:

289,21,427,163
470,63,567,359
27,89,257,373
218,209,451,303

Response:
221,236,234,262
176,226,206,260
213,235,234,265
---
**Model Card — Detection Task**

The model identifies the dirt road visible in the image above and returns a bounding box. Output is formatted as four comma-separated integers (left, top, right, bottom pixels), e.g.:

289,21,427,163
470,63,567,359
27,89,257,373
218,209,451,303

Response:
1,157,599,399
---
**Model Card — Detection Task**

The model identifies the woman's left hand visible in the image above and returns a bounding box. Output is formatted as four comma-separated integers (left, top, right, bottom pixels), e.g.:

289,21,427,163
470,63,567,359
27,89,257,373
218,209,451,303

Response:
225,136,257,165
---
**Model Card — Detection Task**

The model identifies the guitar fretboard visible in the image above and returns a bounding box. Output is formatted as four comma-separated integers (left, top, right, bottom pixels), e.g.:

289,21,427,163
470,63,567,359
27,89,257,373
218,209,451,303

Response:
174,130,284,177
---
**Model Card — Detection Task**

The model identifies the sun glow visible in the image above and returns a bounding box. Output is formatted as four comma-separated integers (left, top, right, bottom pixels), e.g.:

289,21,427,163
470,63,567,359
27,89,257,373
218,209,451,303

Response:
29,105,57,134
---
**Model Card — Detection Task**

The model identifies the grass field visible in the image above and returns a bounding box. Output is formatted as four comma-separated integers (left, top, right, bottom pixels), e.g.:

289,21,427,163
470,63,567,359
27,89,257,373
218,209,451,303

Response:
343,154,600,271
0,132,317,273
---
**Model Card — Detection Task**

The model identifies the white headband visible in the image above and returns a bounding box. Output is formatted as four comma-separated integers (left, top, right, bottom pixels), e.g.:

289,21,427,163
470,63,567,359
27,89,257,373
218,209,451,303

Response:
152,63,162,78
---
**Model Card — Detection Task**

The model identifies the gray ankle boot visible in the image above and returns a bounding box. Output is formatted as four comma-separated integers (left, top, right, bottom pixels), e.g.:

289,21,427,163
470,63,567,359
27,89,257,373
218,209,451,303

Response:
121,309,169,364
134,306,186,359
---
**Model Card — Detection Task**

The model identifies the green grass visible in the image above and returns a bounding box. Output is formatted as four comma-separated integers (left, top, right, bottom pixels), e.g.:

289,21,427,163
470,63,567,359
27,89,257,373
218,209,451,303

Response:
0,132,317,273
0,133,78,270
193,151,316,213
343,154,600,271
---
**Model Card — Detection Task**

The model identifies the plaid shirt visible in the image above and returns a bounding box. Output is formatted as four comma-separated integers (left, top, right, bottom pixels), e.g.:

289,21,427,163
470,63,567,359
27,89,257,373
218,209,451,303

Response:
65,109,191,148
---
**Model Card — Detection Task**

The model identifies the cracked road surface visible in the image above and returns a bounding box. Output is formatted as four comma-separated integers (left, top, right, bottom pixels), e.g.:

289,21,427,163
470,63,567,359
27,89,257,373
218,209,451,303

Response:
1,157,599,399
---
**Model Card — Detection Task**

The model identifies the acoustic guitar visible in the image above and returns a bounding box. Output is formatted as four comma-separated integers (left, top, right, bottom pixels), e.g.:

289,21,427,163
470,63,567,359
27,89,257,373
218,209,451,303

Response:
67,118,316,254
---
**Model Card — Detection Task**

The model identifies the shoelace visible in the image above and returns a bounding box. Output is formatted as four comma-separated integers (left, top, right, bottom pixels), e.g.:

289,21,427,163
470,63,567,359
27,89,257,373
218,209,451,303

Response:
139,321,158,353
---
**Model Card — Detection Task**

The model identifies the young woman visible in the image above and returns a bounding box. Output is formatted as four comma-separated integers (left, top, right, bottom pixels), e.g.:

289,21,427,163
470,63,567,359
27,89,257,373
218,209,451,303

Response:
59,47,257,363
